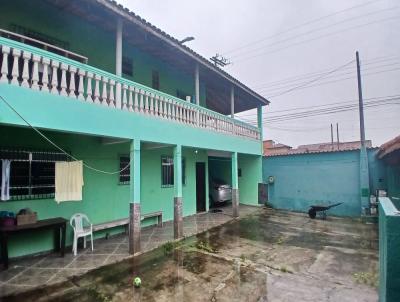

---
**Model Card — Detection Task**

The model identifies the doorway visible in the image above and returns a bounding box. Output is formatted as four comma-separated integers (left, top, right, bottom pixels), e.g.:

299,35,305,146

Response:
196,162,206,212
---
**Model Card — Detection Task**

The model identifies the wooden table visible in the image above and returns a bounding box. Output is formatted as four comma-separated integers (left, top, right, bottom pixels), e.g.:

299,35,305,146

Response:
0,217,67,269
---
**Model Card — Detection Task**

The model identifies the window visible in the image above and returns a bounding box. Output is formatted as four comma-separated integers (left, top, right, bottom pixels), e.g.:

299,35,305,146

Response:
122,56,133,77
152,70,160,90
161,156,185,187
0,149,68,201
9,24,70,50
119,156,130,184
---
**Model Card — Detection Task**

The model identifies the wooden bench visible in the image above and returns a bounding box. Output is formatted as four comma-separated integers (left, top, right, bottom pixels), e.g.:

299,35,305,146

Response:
141,211,163,227
92,211,163,234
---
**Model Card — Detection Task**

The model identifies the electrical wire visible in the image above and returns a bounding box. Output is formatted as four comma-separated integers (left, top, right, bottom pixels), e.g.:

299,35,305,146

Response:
233,15,400,64
250,55,400,89
230,6,397,60
255,60,400,93
222,0,382,56
0,95,132,175
238,94,400,117
266,59,355,98
258,66,400,96
238,97,400,124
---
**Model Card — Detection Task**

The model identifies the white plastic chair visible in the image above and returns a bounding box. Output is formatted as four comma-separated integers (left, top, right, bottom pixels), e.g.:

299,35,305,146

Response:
70,213,93,256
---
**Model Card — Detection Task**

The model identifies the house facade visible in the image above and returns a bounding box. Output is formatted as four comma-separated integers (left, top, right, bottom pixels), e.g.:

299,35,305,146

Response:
0,0,268,258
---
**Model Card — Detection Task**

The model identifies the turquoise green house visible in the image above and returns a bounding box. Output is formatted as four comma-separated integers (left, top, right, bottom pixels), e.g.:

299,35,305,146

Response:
0,0,268,258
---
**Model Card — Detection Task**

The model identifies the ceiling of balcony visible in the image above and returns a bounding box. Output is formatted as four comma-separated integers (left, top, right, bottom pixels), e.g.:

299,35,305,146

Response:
45,0,269,115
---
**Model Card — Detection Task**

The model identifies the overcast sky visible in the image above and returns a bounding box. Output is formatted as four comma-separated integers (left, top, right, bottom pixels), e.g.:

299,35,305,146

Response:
117,0,399,147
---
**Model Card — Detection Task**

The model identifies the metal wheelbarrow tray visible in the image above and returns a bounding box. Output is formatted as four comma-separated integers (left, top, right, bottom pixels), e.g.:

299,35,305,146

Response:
308,202,343,219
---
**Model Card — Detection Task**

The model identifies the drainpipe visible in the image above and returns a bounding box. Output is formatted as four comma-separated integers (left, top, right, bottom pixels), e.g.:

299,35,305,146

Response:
115,18,123,108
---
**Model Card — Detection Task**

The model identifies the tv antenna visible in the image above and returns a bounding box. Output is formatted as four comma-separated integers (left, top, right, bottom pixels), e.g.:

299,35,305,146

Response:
210,54,231,67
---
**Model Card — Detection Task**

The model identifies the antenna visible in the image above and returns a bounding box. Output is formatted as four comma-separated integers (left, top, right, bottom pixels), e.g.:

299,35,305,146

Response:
210,54,231,67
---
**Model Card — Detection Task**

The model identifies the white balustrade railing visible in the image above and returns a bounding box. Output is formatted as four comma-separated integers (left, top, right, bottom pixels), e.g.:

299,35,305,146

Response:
0,37,260,140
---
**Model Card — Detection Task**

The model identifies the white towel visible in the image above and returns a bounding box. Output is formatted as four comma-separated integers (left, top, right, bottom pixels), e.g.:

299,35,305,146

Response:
55,161,84,203
1,159,11,201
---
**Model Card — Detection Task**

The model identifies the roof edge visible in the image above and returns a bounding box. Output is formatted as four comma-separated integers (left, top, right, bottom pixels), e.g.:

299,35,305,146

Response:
95,0,269,106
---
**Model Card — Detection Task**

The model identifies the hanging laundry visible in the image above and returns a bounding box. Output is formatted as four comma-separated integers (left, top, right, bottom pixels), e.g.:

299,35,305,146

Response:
1,159,11,201
55,161,84,203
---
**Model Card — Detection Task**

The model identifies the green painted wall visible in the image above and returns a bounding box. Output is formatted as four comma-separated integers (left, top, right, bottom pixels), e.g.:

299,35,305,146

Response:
207,155,262,206
0,84,261,156
0,0,206,105
0,126,208,258
379,197,400,302
238,154,262,206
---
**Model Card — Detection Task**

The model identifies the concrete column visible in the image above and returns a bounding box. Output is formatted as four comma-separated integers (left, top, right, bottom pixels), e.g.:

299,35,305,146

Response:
257,105,263,151
129,139,141,254
115,18,123,108
231,152,239,217
173,145,183,239
194,64,200,105
230,86,235,118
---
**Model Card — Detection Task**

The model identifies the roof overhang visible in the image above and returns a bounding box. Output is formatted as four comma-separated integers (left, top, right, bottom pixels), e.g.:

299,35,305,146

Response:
45,0,268,114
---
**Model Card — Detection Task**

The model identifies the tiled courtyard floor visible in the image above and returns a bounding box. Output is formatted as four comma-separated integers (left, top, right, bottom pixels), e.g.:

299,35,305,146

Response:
0,204,260,297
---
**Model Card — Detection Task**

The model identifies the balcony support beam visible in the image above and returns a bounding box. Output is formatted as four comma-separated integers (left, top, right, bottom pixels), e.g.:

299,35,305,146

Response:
194,64,200,105
257,105,263,143
230,86,235,118
231,152,239,217
129,139,141,254
174,145,183,239
115,18,123,108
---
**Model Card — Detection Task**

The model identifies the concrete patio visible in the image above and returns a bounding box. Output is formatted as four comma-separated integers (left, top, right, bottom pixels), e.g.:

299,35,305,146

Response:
0,204,260,297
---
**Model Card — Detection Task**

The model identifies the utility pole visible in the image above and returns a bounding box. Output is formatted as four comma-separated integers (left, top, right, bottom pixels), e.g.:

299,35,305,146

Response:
330,123,334,150
356,51,366,147
336,123,340,150
356,51,370,217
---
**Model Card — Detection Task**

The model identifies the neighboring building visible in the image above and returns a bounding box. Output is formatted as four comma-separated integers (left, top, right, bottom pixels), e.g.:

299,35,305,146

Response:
0,0,268,258
263,140,292,156
297,140,372,152
377,135,400,199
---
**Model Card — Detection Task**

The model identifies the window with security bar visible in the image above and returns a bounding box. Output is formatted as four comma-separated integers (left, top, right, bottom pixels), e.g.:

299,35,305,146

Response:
161,156,186,187
119,156,130,184
0,149,69,201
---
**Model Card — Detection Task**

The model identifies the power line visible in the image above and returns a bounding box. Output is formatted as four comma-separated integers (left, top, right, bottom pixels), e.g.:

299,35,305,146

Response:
222,0,382,56
254,58,400,92
238,97,400,124
233,15,400,64
230,6,397,60
238,94,400,117
258,65,400,96
266,59,355,98
250,55,399,89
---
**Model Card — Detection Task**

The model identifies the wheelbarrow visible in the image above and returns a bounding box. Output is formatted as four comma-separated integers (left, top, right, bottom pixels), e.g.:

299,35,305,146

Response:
308,202,343,219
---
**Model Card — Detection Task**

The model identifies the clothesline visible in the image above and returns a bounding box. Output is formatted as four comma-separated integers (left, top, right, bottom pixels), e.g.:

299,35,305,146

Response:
0,95,133,175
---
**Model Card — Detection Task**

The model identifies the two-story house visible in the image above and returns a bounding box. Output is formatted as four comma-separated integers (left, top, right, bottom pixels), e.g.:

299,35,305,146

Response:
0,0,268,258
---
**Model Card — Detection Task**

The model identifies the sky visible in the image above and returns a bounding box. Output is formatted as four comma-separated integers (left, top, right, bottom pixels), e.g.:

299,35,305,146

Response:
117,0,400,147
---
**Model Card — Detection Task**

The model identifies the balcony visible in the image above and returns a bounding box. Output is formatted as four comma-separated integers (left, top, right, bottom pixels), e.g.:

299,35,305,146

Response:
0,36,261,141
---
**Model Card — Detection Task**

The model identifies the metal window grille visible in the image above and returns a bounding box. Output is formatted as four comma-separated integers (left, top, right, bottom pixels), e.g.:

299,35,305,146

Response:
0,149,69,201
161,156,185,187
119,156,130,184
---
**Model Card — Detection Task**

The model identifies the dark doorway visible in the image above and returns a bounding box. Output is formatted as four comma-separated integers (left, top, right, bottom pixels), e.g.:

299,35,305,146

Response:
196,162,206,212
